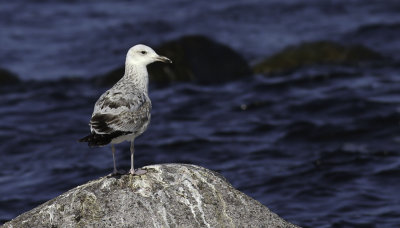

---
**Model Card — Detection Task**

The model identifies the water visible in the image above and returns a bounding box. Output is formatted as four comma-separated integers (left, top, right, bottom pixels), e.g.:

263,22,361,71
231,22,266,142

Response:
1,1,400,227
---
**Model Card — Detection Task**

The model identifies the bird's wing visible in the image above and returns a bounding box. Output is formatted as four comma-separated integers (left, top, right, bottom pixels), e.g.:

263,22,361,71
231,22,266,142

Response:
90,89,151,134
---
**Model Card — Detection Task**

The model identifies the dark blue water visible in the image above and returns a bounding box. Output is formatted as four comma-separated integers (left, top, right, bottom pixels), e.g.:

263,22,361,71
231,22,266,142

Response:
1,1,400,227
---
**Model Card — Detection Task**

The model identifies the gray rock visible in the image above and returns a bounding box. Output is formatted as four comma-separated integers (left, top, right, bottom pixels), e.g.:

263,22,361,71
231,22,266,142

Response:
2,164,299,228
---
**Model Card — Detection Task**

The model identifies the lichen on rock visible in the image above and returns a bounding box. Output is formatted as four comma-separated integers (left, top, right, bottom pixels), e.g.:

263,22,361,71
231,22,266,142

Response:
2,164,299,228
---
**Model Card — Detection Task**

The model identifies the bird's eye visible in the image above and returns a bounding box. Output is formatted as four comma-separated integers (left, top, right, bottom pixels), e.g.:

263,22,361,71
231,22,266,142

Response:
140,51,147,55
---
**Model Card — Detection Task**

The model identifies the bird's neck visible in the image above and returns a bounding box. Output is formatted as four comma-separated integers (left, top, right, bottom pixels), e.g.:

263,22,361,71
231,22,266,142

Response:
123,63,149,93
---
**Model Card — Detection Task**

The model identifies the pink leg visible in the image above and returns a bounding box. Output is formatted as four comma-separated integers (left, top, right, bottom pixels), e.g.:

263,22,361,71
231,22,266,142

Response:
112,144,118,175
129,140,147,175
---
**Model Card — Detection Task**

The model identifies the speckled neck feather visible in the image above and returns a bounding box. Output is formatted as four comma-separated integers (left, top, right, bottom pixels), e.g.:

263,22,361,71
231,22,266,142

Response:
123,62,149,93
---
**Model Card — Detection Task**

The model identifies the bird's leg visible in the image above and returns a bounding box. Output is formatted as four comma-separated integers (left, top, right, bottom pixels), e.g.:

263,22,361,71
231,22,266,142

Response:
112,144,118,175
129,140,135,174
129,140,146,175
129,140,136,174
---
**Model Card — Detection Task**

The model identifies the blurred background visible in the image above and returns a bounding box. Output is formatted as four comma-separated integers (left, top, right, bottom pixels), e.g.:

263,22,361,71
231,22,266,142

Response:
1,0,400,227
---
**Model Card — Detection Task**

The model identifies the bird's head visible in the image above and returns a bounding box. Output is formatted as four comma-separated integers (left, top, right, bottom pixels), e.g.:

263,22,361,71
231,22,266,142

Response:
126,44,172,66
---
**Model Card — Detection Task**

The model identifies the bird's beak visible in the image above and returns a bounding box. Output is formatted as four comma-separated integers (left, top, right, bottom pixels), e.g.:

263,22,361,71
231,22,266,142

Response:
155,55,172,63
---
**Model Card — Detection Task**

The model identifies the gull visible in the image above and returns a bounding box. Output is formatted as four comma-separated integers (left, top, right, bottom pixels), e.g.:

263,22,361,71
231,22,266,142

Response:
79,44,171,175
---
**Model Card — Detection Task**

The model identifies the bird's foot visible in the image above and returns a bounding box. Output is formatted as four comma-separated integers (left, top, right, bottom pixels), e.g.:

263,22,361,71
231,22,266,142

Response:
129,168,147,175
111,169,126,176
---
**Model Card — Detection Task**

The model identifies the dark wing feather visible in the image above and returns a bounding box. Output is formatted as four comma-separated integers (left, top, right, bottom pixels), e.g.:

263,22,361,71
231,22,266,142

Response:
79,86,151,147
79,131,130,147
90,90,151,135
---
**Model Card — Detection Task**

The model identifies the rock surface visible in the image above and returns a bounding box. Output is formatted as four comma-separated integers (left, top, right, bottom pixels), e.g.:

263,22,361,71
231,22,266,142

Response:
98,35,252,86
2,164,299,228
253,41,383,75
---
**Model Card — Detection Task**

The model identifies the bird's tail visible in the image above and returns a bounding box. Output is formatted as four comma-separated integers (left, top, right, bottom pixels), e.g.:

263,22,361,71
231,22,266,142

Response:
78,133,112,147
78,134,93,143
